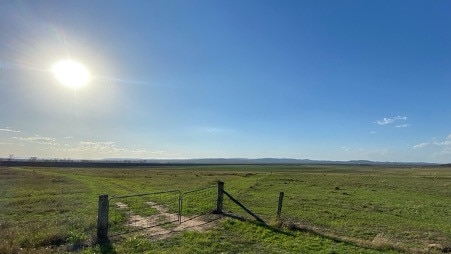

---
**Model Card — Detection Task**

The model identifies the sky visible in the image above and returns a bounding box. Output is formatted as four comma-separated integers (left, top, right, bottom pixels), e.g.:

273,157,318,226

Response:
1,0,450,163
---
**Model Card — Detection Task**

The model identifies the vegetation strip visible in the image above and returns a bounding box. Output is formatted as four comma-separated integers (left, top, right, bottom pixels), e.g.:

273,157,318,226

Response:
1,165,449,253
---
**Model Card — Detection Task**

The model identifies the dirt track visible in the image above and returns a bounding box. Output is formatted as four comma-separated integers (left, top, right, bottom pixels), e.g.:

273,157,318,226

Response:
116,201,219,239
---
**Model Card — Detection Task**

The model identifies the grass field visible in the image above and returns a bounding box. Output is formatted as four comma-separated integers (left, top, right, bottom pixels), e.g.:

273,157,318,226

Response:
0,165,450,253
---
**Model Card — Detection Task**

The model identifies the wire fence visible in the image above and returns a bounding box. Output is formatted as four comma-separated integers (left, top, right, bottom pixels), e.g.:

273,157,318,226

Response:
99,182,270,240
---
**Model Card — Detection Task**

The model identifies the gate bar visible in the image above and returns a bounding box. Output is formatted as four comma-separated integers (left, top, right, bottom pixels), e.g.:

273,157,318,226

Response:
110,189,181,200
223,190,266,224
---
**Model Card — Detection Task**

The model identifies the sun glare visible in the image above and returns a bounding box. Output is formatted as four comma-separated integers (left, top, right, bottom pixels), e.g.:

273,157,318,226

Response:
52,59,90,88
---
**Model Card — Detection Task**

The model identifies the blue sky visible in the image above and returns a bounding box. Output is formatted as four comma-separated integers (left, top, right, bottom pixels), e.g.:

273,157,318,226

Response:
1,0,450,163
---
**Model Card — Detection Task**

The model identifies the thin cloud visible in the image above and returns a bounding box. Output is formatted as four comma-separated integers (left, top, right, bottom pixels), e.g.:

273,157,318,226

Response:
199,127,225,134
376,116,407,125
341,146,365,152
435,141,451,156
79,141,115,146
412,142,429,149
207,128,219,133
376,118,392,125
414,134,451,158
395,124,410,128
12,135,57,145
433,140,451,146
69,141,166,156
76,141,116,152
433,134,451,146
0,127,21,133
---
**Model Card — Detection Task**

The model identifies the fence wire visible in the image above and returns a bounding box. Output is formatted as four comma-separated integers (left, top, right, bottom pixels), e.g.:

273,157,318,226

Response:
181,185,216,222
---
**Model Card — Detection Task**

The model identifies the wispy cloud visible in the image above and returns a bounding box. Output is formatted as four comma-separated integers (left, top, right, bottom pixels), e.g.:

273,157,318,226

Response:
206,128,220,133
435,135,451,156
199,127,225,134
395,124,410,128
413,134,451,159
0,127,21,133
5,131,170,159
376,116,407,125
340,146,365,152
412,142,429,149
12,135,57,145
62,141,166,157
433,140,451,146
78,141,115,150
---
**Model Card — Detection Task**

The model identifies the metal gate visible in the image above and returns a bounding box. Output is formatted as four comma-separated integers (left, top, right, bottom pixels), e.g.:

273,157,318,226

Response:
105,185,218,237
108,190,181,237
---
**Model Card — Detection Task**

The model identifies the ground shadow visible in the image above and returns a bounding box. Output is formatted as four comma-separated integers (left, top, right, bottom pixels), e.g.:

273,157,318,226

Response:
95,238,116,254
222,212,294,236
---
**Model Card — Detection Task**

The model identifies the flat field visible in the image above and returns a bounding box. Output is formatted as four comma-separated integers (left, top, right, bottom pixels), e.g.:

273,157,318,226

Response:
0,165,450,253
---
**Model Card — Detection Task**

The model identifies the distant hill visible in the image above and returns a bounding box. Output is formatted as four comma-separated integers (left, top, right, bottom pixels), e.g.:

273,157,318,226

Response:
105,158,438,166
0,157,441,167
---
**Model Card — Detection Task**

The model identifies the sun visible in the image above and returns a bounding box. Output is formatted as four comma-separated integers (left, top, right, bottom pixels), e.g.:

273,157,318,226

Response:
52,59,91,88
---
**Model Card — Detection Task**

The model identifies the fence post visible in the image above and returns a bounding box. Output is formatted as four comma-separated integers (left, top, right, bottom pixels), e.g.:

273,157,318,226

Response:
97,194,109,243
178,192,182,224
215,181,224,213
277,192,284,220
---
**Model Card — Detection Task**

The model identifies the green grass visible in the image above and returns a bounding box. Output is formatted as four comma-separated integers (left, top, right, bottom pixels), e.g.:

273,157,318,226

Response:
0,165,450,253
87,219,395,254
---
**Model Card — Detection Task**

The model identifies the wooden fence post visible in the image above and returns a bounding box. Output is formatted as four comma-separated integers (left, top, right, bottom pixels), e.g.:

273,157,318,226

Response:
216,181,224,213
97,194,109,243
277,192,284,220
178,193,182,224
